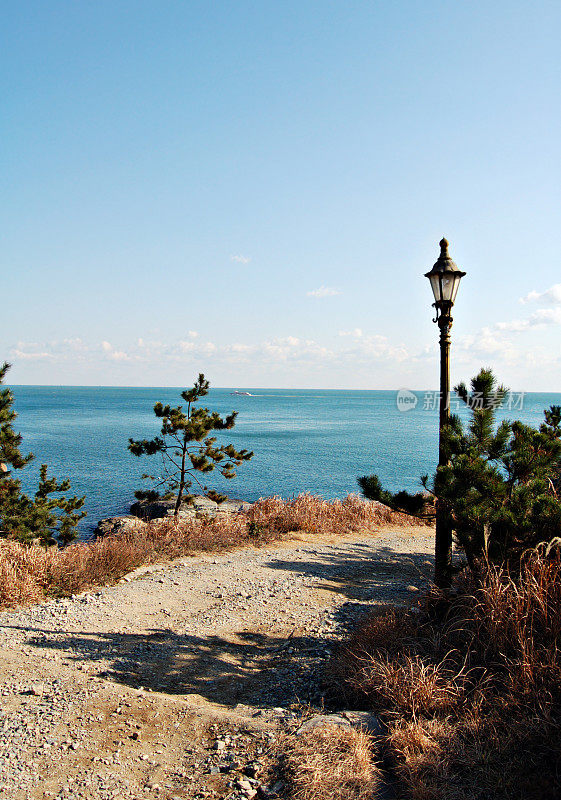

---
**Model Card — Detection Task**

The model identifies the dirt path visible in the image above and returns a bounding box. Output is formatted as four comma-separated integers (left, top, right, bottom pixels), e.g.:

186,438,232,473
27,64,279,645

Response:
0,525,433,800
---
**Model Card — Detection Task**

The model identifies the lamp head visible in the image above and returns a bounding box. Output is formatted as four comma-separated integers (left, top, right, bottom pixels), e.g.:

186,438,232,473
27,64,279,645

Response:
424,238,466,317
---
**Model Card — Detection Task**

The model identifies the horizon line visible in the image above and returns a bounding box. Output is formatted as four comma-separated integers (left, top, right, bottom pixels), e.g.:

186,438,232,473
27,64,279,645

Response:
5,384,557,394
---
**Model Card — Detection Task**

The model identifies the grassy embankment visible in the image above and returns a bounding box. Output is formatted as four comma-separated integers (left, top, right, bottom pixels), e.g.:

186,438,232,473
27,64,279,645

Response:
0,493,410,609
282,546,561,800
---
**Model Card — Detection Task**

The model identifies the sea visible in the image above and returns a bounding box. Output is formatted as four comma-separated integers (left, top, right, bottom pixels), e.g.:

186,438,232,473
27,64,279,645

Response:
7,386,561,538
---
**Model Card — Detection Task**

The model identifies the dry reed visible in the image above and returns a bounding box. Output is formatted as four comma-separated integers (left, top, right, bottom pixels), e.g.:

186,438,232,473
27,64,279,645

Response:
283,725,380,800
247,492,412,534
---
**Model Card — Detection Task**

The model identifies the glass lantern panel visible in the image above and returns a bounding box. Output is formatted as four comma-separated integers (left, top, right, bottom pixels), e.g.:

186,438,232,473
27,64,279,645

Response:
440,274,454,302
450,273,462,304
429,273,441,303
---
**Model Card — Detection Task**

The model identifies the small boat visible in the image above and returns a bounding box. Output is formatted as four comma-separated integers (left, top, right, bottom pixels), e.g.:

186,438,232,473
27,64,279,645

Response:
230,390,253,396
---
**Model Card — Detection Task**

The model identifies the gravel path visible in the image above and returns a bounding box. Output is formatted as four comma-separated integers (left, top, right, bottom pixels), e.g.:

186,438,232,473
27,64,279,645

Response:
0,525,433,800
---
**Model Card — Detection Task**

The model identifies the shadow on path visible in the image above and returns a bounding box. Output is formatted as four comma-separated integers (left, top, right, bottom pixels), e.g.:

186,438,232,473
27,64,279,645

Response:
6,546,433,709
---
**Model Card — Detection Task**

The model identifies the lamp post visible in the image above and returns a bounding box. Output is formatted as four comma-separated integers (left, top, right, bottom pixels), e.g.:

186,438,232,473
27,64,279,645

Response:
425,238,466,589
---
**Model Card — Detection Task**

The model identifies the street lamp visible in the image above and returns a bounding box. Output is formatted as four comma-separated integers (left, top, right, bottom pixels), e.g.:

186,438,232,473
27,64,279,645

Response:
425,238,466,588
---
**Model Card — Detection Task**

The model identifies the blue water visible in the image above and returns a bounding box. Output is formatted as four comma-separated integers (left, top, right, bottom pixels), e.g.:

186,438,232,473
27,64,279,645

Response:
7,387,561,537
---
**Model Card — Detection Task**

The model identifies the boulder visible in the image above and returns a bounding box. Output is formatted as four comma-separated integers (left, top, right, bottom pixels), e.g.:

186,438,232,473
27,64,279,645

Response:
296,711,384,739
95,516,147,538
339,711,385,738
130,499,178,520
217,499,253,514
192,496,218,513
131,495,252,520
296,714,351,734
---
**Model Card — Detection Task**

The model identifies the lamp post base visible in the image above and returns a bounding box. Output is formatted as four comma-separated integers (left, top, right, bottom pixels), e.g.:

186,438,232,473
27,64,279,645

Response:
434,501,452,589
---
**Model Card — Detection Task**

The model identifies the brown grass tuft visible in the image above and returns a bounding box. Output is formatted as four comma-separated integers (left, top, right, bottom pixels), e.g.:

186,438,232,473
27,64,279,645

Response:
387,710,561,800
0,541,46,608
353,653,463,716
283,725,380,800
248,492,412,535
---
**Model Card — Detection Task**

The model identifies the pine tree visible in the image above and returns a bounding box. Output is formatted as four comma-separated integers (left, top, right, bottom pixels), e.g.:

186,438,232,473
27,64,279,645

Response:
357,474,431,517
430,369,561,571
128,374,253,515
0,363,86,545
359,367,561,574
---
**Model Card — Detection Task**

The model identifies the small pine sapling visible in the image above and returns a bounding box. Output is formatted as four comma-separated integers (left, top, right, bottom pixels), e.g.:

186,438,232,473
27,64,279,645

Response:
128,374,253,515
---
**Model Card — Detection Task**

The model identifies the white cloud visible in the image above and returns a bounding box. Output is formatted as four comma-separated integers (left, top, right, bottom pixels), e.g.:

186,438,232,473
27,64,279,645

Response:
307,286,341,298
532,308,561,325
109,350,130,361
11,349,53,360
496,307,561,332
456,326,519,364
61,338,85,350
101,340,130,361
346,333,409,363
339,328,363,338
231,255,251,264
520,284,561,305
187,330,199,338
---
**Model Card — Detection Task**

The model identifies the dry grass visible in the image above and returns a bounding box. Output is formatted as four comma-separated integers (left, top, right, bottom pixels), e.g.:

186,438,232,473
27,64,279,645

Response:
328,546,561,799
388,710,561,800
0,513,263,606
282,725,380,800
0,540,46,608
0,493,407,610
247,492,413,535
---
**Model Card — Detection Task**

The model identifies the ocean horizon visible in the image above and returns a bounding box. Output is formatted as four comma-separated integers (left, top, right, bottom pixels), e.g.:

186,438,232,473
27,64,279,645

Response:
8,385,561,537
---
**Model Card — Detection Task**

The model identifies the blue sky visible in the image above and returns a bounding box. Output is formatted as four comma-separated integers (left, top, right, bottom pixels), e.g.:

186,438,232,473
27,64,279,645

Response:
3,1,561,388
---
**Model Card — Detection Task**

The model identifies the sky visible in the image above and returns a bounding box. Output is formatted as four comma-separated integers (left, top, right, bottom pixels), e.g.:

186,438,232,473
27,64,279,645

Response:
3,0,561,389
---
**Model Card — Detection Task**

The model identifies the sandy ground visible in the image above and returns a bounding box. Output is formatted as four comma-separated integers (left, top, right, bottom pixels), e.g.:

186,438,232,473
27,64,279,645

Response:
0,524,433,800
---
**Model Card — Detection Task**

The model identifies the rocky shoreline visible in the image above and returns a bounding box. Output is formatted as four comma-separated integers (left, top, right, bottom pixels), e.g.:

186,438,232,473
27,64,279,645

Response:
95,496,254,538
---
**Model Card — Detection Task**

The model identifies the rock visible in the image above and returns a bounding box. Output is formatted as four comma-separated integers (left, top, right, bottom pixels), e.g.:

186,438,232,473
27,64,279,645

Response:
94,516,147,538
192,496,218,513
130,499,179,520
340,711,385,737
130,495,221,520
130,495,253,520
217,499,251,514
296,714,351,734
28,683,46,697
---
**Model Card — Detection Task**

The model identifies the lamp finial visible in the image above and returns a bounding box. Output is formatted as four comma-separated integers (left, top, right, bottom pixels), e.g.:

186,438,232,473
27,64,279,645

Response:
440,237,449,254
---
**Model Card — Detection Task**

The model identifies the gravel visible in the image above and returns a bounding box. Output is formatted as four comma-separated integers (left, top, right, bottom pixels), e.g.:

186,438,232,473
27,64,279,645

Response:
0,525,433,799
